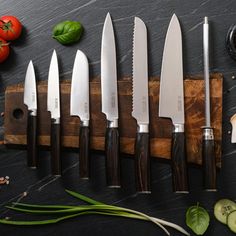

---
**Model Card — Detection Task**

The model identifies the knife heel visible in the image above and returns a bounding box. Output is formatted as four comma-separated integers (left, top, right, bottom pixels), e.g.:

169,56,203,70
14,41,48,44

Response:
135,126,150,193
105,121,121,188
27,111,37,168
202,127,217,191
79,123,90,179
171,124,189,193
51,120,61,176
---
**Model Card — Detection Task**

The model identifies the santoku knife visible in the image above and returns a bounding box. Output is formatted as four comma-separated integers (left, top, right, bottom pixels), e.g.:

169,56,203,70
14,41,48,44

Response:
202,17,216,191
132,17,150,193
159,14,189,193
101,12,120,187
47,49,61,176
23,60,38,168
71,50,90,179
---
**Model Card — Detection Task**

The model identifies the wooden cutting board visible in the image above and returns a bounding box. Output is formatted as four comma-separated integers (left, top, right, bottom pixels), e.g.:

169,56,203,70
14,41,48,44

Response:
4,73,223,167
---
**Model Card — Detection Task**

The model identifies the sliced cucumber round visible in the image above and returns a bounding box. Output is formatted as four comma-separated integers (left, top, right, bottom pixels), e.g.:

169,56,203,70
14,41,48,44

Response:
227,210,236,233
214,199,236,224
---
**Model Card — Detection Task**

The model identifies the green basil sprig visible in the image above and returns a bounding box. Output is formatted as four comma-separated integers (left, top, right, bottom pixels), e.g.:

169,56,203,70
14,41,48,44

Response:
52,21,83,45
186,203,210,235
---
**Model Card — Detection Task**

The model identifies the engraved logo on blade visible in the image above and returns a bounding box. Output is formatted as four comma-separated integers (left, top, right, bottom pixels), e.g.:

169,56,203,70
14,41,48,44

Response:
55,98,59,109
84,102,89,114
142,96,147,113
178,95,182,112
111,92,116,108
32,92,36,103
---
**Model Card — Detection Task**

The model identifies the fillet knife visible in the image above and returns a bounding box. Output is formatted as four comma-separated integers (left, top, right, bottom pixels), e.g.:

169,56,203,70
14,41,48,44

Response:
101,12,120,187
47,50,61,176
71,50,90,179
132,17,150,193
202,16,217,191
159,14,189,193
23,60,38,168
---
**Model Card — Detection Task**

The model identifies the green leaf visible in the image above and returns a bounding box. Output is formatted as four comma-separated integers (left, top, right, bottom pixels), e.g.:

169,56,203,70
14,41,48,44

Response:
52,20,83,45
186,203,210,235
11,202,75,209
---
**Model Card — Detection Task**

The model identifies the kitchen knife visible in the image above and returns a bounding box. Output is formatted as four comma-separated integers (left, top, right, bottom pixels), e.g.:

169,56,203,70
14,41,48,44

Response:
23,60,38,168
101,12,120,187
47,49,61,176
202,17,216,191
71,50,90,179
159,14,189,193
132,17,150,193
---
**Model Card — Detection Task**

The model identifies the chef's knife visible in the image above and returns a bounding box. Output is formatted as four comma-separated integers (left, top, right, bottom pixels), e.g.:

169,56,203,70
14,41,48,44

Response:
23,60,37,168
71,50,90,179
47,50,61,176
159,14,189,193
132,17,150,193
202,17,216,191
101,12,120,187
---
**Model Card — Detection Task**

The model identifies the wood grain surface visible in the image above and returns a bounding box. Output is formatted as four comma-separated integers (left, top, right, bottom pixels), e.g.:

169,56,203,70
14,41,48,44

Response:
4,73,222,166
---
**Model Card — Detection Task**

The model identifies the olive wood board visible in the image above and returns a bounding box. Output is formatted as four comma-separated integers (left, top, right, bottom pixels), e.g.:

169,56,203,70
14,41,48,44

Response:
4,73,223,167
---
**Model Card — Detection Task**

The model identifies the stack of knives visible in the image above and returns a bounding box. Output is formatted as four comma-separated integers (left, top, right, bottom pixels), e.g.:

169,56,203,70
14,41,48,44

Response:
23,13,217,193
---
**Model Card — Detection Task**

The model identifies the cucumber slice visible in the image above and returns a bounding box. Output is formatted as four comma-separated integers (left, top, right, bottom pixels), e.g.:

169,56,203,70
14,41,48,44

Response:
227,210,236,233
214,199,236,224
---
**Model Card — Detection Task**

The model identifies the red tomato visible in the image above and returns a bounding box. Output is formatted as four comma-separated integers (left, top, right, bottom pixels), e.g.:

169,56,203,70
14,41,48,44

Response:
0,38,10,63
0,16,22,41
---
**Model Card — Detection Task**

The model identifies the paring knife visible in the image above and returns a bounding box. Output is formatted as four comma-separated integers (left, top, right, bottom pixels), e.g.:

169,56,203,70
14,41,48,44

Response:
159,14,189,193
101,12,120,187
47,50,61,176
132,17,150,193
71,50,90,179
23,60,38,168
202,17,217,191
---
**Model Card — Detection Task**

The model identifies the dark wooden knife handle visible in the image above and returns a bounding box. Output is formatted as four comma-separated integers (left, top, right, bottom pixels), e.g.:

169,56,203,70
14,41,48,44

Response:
79,126,90,179
27,113,37,168
135,132,150,193
105,127,120,187
202,128,217,191
171,131,189,193
51,122,61,176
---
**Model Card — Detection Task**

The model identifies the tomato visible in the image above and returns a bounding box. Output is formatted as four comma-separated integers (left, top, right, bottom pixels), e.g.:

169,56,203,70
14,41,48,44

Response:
0,38,10,63
0,16,22,41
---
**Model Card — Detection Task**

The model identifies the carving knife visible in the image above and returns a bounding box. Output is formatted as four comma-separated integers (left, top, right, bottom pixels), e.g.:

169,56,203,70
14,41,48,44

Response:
159,14,189,193
47,50,61,176
101,12,120,187
202,17,216,191
70,50,90,179
132,17,150,193
23,60,37,168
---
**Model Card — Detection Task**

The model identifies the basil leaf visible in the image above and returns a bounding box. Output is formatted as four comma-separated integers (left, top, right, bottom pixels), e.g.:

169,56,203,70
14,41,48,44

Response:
186,203,210,235
52,21,83,45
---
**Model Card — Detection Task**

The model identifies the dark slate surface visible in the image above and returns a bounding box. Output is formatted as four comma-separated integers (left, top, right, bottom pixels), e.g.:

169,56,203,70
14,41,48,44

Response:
0,0,236,235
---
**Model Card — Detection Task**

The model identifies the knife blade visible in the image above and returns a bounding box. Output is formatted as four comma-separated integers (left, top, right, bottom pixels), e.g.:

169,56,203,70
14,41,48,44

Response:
159,14,189,193
23,60,38,168
132,17,150,193
101,12,120,187
47,49,61,176
202,16,217,191
70,50,90,179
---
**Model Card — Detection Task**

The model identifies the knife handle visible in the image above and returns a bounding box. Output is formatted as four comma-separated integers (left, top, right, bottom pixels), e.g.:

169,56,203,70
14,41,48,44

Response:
51,120,61,176
27,112,37,168
105,125,120,187
171,125,189,193
79,125,90,179
202,127,217,191
135,131,150,193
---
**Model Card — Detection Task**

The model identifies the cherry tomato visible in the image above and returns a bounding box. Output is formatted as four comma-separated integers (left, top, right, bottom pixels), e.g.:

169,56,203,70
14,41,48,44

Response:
0,38,10,63
0,16,22,41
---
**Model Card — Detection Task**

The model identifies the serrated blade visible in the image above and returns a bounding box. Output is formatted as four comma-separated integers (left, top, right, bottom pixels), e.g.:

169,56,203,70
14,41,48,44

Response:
70,50,89,122
101,12,118,122
47,50,60,120
132,17,149,125
24,60,37,111
159,14,184,125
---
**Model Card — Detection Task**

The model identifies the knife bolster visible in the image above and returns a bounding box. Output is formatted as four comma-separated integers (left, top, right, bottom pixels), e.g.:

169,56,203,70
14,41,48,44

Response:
202,127,214,140
81,120,89,127
173,123,184,133
107,119,118,128
138,124,149,133
52,118,60,124
29,109,37,116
